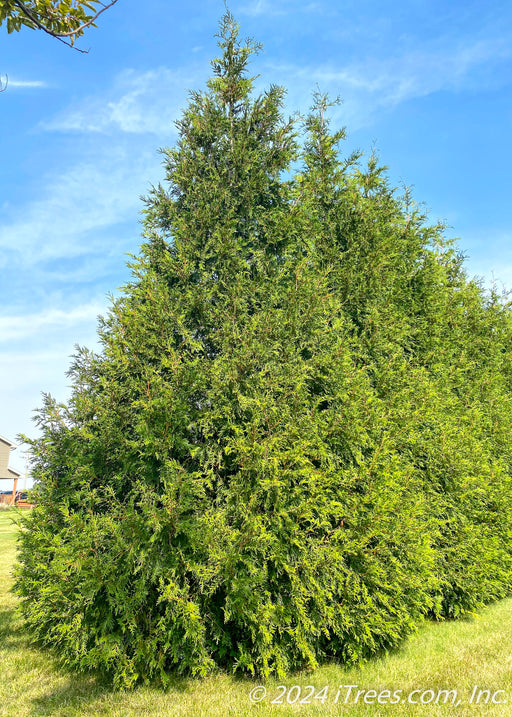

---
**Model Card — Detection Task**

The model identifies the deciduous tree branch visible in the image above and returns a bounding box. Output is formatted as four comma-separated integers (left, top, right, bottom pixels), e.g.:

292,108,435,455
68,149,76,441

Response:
9,0,119,50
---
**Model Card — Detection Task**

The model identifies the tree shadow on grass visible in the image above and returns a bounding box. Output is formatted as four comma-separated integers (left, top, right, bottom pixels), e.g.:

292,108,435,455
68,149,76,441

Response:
29,674,115,717
0,605,27,652
29,670,193,717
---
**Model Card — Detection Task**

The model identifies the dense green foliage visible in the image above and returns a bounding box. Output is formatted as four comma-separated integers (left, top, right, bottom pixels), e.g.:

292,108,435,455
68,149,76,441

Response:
14,12,512,687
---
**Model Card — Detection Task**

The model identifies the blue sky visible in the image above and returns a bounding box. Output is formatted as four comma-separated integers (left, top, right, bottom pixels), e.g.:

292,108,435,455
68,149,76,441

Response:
1,0,511,484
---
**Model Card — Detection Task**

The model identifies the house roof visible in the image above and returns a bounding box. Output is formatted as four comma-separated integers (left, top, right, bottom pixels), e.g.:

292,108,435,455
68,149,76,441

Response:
0,435,17,450
0,468,22,480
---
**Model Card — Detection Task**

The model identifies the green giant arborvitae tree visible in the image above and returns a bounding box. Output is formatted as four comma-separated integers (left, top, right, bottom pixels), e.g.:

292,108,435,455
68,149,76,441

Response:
15,13,512,686
298,95,512,618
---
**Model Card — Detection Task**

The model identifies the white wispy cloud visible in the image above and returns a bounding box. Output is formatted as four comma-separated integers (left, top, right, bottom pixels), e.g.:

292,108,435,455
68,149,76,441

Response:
268,35,512,129
0,143,159,267
5,78,48,89
42,67,203,135
0,302,106,343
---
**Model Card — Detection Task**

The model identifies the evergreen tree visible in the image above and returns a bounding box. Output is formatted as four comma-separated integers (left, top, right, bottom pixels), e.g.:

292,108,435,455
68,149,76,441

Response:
15,12,512,686
298,94,512,618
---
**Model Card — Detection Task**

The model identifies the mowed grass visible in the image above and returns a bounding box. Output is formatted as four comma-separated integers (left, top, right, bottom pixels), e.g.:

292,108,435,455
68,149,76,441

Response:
1,510,512,717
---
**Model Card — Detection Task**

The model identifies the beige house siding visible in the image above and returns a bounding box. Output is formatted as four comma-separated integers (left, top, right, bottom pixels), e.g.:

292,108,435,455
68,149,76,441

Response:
0,437,22,503
0,439,11,475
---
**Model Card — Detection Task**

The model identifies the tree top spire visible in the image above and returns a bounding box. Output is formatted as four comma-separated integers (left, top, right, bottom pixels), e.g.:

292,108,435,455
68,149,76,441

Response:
208,9,263,110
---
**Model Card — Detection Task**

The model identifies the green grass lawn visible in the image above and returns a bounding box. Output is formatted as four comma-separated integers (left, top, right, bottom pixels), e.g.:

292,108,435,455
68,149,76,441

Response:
1,509,512,716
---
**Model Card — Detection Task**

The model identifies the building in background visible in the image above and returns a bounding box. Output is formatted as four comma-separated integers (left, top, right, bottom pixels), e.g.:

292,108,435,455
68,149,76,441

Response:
0,435,23,505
